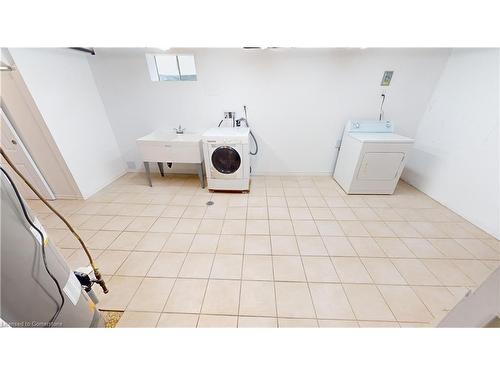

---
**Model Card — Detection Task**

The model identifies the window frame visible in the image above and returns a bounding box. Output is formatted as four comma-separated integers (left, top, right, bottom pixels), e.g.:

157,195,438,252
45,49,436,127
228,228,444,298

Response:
147,53,197,82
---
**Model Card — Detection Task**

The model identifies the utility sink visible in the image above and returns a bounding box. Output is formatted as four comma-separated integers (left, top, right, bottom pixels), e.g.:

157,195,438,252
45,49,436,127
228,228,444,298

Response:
136,130,203,164
136,130,205,188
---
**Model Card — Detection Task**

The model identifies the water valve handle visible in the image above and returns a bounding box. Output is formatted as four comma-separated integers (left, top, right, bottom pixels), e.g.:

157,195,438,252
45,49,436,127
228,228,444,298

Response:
174,125,185,134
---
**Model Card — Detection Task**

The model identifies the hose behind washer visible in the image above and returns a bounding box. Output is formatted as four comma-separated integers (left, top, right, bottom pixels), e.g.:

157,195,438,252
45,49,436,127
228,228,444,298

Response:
216,106,258,155
242,105,258,155
248,130,258,156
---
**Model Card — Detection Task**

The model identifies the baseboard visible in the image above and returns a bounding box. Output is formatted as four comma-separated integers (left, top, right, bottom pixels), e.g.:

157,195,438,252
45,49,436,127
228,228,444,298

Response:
81,168,128,200
251,171,333,177
401,178,499,240
54,193,84,200
127,167,333,177
127,168,146,173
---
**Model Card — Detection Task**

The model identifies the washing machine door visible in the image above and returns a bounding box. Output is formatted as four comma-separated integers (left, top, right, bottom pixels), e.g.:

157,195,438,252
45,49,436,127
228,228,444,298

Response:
210,144,243,178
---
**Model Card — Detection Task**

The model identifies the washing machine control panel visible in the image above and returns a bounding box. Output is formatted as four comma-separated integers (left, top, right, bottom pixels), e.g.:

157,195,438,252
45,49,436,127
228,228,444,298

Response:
205,139,241,145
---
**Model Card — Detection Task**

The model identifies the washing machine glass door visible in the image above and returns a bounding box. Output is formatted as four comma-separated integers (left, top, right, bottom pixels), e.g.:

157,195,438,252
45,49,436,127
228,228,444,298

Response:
210,145,242,178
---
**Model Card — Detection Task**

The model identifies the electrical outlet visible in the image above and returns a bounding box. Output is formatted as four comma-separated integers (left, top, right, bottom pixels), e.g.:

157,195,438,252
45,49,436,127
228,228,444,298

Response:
381,71,394,86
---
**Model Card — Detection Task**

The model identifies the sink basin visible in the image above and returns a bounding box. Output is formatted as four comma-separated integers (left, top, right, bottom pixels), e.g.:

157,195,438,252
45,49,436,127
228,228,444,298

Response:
137,130,203,164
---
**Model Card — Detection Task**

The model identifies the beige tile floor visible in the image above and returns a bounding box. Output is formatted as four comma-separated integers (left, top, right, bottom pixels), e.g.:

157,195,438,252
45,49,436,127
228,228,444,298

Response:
29,172,500,328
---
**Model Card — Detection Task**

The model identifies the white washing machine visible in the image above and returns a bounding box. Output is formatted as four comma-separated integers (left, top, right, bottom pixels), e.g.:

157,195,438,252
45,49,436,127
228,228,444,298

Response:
333,120,414,194
202,127,250,191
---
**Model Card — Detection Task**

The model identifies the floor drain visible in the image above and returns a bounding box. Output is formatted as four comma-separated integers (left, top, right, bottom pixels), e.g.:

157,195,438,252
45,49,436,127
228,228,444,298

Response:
206,201,214,206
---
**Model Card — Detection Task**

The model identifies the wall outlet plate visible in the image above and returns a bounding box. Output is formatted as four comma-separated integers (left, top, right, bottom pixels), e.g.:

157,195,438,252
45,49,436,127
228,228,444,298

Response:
381,71,394,86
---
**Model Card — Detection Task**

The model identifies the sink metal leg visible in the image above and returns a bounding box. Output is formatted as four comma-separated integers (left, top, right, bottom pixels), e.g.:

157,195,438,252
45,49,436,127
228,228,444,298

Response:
144,162,152,187
197,161,206,189
157,162,165,177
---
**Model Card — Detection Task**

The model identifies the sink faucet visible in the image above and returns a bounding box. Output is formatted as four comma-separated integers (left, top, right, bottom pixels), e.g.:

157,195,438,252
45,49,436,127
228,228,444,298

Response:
174,125,185,134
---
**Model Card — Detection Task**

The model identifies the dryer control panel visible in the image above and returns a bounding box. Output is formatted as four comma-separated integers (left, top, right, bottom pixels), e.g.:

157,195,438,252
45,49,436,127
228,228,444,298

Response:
348,120,393,133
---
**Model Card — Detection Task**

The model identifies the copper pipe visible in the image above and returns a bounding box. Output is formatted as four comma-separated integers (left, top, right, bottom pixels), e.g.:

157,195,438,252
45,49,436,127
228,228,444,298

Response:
0,147,108,294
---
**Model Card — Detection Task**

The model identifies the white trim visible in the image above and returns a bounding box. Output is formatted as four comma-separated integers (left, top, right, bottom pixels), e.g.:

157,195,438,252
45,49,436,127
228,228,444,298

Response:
3,63,82,198
252,171,333,177
126,167,334,177
1,107,55,199
53,193,83,200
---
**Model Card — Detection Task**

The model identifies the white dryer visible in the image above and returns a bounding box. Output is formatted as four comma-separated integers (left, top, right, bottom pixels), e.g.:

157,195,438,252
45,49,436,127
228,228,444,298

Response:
202,127,250,191
333,120,414,194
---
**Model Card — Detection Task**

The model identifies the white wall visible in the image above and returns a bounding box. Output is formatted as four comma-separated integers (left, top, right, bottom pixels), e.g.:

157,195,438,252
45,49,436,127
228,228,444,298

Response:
404,49,499,239
89,48,450,175
1,50,81,199
9,48,126,198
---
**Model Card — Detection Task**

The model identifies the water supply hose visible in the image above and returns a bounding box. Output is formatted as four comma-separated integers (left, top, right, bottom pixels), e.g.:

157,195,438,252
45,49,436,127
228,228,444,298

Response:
216,106,258,155
0,147,108,294
249,131,258,156
242,105,258,155
379,93,386,121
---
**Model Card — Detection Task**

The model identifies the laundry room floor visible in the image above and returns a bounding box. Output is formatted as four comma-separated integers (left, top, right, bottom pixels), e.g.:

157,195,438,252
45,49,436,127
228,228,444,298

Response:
29,173,500,327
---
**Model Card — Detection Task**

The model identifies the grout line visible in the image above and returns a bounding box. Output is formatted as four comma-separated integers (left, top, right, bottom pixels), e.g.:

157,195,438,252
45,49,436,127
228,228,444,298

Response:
123,311,419,323
195,251,218,328
407,284,449,321
44,174,498,328
155,235,194,314
60,245,495,264
292,223,319,324
270,239,280,324
373,284,404,324
236,251,245,327
157,252,189,314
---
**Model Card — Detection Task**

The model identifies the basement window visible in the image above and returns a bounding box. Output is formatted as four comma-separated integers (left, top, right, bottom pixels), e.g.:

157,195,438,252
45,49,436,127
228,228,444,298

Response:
147,54,197,81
